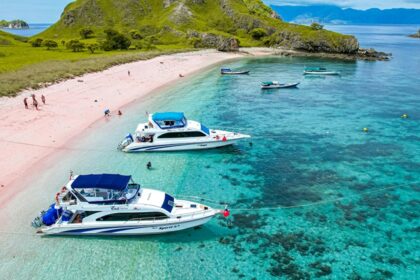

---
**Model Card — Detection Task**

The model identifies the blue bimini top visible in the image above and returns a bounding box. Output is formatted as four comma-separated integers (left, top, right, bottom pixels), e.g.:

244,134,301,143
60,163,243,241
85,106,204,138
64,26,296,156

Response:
71,174,131,191
152,112,186,129
152,112,185,122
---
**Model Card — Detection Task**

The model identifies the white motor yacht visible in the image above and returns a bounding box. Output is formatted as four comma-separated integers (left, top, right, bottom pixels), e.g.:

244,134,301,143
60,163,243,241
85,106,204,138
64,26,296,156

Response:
32,174,227,236
118,112,250,152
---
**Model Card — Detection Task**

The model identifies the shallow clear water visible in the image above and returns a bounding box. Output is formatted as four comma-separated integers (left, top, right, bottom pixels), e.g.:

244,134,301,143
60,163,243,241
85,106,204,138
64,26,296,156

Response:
0,25,419,279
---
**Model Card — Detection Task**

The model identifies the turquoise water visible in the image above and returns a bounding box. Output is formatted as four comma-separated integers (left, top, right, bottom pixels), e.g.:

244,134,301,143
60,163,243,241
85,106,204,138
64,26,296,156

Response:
0,25,419,279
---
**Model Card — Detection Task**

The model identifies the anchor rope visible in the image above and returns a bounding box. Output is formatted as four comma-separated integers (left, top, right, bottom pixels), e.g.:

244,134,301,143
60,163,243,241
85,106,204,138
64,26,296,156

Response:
177,184,400,212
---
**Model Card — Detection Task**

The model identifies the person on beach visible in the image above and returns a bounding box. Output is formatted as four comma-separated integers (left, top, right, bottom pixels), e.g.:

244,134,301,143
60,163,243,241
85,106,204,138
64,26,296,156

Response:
23,98,28,109
179,73,184,78
118,110,122,116
33,99,39,110
41,95,46,105
128,70,130,76
104,109,110,117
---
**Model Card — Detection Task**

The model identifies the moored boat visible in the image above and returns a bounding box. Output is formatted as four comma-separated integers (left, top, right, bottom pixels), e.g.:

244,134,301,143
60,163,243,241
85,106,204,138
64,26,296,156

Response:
118,112,250,152
221,68,250,75
261,81,300,89
32,174,228,236
303,67,339,75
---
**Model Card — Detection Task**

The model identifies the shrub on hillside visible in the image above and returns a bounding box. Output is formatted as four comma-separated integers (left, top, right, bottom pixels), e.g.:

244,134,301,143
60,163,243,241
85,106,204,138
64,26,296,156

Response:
101,29,131,51
86,43,99,54
79,28,94,39
30,38,43,47
66,40,85,52
129,30,143,40
250,28,267,40
310,22,324,31
43,40,58,50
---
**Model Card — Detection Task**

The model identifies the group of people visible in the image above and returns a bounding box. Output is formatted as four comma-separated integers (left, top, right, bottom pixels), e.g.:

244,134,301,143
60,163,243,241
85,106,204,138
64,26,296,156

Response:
24,94,46,110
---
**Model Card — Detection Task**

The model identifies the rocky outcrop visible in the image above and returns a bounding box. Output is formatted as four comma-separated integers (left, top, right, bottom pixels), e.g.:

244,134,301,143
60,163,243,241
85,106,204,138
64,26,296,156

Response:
217,37,239,52
408,30,420,38
188,32,239,52
169,2,193,24
0,20,29,29
357,48,391,61
269,30,359,54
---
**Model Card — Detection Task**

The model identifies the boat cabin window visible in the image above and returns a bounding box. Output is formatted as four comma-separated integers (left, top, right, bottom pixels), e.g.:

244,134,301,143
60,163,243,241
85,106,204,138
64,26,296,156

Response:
158,131,206,139
76,183,140,204
97,212,168,221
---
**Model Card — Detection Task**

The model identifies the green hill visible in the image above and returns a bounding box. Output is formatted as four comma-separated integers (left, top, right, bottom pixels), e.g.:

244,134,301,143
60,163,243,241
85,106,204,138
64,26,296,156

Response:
39,0,359,53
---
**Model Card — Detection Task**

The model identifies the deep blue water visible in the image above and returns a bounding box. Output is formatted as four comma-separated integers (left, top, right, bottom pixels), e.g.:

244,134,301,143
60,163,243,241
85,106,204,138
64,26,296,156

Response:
0,23,51,37
0,25,419,279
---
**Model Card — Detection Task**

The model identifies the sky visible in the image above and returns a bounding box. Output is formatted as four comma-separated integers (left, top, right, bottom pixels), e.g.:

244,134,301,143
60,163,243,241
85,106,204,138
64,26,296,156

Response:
0,0,420,23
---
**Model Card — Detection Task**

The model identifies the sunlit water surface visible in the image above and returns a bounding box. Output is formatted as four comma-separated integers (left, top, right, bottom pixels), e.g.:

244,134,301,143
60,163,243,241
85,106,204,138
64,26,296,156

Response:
0,25,419,279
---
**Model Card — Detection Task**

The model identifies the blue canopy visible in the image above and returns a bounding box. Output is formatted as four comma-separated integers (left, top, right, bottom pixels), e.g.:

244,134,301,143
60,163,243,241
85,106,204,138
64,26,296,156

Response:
71,174,131,191
221,68,231,72
152,112,185,122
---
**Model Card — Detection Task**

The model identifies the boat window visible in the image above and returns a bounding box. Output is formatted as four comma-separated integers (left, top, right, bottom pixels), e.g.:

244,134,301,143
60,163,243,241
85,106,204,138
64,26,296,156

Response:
97,212,168,221
158,131,206,138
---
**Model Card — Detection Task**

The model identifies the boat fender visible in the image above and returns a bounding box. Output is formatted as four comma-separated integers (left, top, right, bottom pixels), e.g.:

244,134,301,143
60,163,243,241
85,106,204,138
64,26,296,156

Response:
55,192,60,204
222,208,230,217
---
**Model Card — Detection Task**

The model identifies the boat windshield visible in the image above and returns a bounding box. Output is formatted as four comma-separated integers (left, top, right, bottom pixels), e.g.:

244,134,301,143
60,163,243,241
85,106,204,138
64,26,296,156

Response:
76,183,140,204
201,124,210,135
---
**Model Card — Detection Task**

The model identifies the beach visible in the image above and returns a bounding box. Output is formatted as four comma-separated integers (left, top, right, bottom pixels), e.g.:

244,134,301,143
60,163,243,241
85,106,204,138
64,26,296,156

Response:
0,24,419,279
0,49,255,201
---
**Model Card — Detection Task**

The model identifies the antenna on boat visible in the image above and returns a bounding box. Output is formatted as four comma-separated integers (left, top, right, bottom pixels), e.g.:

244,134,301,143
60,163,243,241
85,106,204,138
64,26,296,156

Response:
69,170,73,180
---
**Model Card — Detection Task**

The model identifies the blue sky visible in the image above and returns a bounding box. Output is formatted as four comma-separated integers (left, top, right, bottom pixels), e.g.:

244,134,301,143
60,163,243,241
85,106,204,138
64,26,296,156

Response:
1,0,420,23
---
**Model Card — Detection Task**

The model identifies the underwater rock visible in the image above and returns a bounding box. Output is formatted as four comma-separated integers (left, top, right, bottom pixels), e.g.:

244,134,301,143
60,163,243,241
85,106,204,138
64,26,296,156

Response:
309,261,332,277
232,213,267,230
371,268,393,279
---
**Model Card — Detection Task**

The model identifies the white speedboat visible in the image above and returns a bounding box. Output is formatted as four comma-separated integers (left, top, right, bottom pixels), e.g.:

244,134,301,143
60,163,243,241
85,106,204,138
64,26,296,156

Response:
221,68,250,75
261,81,300,89
303,67,339,75
118,112,250,152
32,174,227,236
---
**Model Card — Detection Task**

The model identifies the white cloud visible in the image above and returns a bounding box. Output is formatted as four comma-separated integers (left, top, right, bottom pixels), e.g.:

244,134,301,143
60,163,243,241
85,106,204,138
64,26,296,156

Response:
264,0,420,10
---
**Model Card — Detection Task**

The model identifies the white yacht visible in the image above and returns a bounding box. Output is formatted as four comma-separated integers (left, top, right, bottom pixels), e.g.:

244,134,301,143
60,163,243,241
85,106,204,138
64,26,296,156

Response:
118,112,250,152
32,174,227,236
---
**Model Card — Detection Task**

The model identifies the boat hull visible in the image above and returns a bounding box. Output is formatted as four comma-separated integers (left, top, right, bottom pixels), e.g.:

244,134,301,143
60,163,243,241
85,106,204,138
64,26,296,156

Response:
123,136,250,152
40,215,214,236
261,82,300,89
221,71,249,75
303,71,339,75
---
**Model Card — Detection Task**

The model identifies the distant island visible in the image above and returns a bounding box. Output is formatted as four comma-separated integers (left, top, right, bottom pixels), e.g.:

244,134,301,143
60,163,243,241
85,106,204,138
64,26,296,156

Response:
409,29,420,38
0,19,29,29
271,5,420,24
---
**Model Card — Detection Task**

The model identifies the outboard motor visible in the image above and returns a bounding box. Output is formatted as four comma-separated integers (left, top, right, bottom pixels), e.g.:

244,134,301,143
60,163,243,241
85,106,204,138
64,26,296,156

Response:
118,133,134,150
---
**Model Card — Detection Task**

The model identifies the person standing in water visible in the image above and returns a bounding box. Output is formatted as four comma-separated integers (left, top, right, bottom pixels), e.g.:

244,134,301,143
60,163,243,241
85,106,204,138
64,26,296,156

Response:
41,95,46,105
23,98,28,109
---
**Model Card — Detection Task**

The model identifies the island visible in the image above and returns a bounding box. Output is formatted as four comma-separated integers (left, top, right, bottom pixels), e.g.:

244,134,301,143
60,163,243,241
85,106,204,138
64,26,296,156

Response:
0,19,29,29
0,0,390,97
409,29,420,38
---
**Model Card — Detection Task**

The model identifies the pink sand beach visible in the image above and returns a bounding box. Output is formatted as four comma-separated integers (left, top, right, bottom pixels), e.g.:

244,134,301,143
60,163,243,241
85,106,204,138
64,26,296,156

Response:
0,49,269,203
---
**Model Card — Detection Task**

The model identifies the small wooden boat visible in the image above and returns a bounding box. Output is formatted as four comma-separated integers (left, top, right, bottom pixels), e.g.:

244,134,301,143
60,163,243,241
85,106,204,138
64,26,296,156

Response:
303,67,339,75
261,81,300,89
221,68,250,75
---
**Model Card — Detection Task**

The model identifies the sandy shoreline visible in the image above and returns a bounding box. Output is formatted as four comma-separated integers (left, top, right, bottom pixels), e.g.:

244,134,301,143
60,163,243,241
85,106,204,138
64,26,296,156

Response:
0,49,274,201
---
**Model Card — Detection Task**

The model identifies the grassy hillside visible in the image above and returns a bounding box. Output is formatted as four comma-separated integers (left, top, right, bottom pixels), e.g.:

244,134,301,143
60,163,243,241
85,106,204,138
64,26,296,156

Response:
39,0,358,52
0,0,359,97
